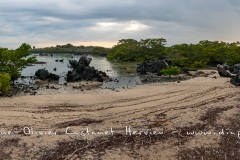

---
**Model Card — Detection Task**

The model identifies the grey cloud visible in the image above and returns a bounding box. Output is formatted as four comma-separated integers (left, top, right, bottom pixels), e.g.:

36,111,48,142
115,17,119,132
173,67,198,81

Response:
0,0,185,22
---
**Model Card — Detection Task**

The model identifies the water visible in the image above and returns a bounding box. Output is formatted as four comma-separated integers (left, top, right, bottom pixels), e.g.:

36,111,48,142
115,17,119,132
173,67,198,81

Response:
19,53,142,88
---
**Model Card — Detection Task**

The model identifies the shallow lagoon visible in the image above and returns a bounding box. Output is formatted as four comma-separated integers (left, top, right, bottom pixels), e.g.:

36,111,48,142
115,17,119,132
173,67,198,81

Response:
19,53,142,89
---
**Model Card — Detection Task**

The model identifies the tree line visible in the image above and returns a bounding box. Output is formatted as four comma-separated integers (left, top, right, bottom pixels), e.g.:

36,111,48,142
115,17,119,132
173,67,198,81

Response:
106,38,240,67
31,44,92,54
30,44,110,55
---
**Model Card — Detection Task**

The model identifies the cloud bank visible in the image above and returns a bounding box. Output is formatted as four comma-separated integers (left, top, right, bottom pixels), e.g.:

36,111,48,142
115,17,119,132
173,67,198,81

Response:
0,0,240,48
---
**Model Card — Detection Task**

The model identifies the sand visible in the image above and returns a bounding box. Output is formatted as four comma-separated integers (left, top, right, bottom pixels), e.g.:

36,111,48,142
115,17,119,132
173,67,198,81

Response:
0,71,239,159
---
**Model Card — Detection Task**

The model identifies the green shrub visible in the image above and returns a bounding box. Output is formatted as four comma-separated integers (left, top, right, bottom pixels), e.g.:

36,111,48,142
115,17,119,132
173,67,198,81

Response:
161,66,181,78
0,73,11,94
191,61,207,68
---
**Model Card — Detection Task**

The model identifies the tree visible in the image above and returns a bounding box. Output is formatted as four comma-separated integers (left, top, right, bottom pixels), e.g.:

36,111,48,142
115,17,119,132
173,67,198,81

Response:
198,40,227,64
140,38,167,59
225,42,240,65
167,43,192,67
0,43,36,82
107,39,140,61
107,38,167,62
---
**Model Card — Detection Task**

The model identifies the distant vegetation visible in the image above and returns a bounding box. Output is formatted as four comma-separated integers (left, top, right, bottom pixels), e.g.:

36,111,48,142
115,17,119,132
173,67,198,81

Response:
106,38,240,67
30,43,110,55
92,46,111,55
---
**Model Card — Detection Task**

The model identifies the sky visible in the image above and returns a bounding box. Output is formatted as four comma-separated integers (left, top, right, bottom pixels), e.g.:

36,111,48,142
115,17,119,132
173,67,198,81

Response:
1,0,240,49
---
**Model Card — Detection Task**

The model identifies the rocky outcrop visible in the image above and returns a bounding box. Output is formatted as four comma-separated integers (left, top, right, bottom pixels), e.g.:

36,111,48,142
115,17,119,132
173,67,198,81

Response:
35,69,59,81
217,63,240,86
66,56,109,82
136,59,169,74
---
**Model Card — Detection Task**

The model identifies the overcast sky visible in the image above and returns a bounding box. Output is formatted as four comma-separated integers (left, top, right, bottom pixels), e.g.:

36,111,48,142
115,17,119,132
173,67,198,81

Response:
1,0,240,49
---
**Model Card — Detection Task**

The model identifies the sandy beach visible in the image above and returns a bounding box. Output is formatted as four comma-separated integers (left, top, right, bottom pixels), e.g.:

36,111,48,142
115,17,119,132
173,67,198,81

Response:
0,71,239,159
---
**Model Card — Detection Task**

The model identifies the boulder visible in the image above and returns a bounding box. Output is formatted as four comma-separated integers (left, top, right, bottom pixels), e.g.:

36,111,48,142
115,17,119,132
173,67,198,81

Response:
35,69,59,81
35,69,50,80
66,56,108,82
229,64,240,74
217,63,240,86
217,64,232,77
137,59,169,74
230,73,240,86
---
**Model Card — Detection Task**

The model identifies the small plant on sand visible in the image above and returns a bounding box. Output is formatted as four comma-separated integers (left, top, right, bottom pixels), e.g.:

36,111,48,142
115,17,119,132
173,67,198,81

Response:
161,66,181,78
0,73,11,94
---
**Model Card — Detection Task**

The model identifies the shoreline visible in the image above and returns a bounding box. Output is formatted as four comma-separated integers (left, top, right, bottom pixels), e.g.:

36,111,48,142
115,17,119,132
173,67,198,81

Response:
4,69,218,97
